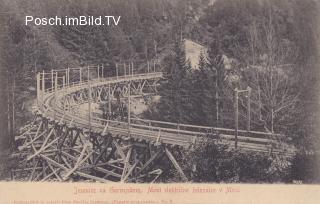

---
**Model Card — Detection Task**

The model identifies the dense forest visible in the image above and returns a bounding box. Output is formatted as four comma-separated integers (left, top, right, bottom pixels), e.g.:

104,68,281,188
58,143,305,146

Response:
0,0,319,183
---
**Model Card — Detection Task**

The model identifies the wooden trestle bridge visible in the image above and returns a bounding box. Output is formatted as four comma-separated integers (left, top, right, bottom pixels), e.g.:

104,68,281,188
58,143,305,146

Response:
12,63,294,182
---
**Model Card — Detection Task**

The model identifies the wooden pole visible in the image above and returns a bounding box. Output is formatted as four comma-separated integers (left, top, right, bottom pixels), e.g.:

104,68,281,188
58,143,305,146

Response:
131,62,134,76
63,76,65,89
36,73,40,106
101,64,104,78
147,61,150,73
51,70,54,92
234,88,239,149
63,76,66,110
215,69,219,125
97,64,100,81
67,67,70,87
65,69,68,94
80,68,82,87
54,72,58,120
128,82,131,134
116,63,119,79
128,62,131,78
124,63,126,77
42,70,45,110
258,86,262,120
108,84,111,116
88,66,91,134
247,86,251,132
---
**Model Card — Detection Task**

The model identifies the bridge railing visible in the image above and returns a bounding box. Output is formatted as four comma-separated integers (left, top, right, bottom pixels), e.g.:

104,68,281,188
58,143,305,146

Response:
130,118,283,140
36,62,162,112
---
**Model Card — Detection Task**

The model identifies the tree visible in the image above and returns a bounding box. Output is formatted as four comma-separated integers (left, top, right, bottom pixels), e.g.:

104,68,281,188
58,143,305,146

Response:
240,12,299,134
183,134,291,183
149,40,192,123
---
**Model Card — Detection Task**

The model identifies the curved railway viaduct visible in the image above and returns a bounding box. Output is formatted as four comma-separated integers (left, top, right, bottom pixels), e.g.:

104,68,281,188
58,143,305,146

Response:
12,64,295,182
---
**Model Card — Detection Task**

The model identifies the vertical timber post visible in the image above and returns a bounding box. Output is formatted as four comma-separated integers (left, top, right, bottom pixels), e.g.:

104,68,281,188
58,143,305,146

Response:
128,81,131,136
124,63,126,77
128,62,131,78
116,63,119,79
131,62,134,76
101,64,104,78
215,69,219,125
247,86,251,133
80,68,82,88
36,73,40,107
258,86,262,120
108,84,111,116
97,64,100,81
147,61,150,73
88,66,91,134
234,88,239,149
67,67,70,87
51,70,54,92
65,69,68,94
41,70,45,111
63,76,66,110
54,72,58,120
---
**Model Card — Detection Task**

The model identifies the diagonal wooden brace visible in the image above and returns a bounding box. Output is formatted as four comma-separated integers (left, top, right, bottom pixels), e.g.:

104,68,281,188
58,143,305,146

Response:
165,148,188,182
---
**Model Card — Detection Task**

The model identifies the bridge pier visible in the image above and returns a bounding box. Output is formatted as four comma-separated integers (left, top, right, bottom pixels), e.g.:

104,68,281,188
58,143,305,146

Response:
12,113,189,183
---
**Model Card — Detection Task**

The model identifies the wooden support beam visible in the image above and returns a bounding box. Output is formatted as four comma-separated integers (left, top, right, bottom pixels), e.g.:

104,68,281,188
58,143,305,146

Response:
28,160,39,181
33,166,48,181
27,137,59,161
54,72,58,120
247,86,251,132
41,71,45,111
121,147,132,182
19,130,47,151
37,73,40,106
234,88,239,149
116,64,119,79
102,64,104,78
164,148,188,182
27,126,57,160
97,65,100,80
19,121,44,151
62,145,91,180
57,129,69,149
122,161,138,182
77,171,113,183
108,84,111,116
126,169,162,183
94,138,113,165
138,150,162,173
113,140,126,160
67,67,70,87
46,160,62,181
156,129,161,145
88,66,92,135
94,167,122,178
41,154,112,183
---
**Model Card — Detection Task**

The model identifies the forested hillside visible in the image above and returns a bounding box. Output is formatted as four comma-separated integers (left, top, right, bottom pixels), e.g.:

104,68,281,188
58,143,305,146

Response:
0,0,205,148
0,0,319,182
